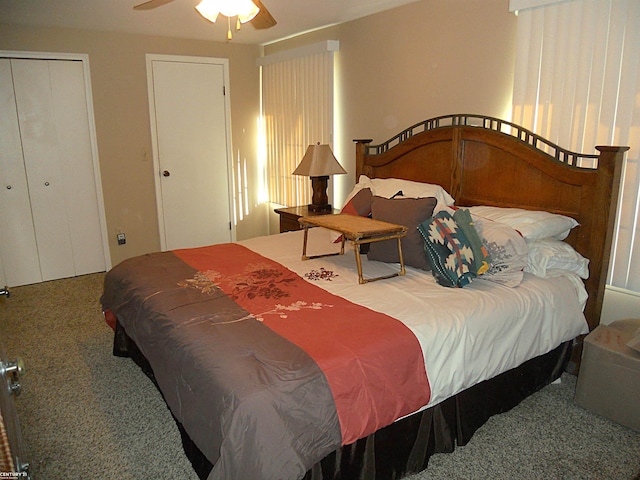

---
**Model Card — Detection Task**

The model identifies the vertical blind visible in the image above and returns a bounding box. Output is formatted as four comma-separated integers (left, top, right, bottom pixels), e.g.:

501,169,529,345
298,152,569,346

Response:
261,46,336,207
511,0,640,292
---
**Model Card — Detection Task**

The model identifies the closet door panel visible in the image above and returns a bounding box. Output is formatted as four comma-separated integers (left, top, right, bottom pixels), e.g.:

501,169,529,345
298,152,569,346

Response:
11,59,74,281
49,61,106,275
0,59,42,286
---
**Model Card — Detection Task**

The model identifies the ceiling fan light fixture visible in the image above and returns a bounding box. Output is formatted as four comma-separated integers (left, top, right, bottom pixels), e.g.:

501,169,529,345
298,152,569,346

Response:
195,0,260,24
195,3,219,23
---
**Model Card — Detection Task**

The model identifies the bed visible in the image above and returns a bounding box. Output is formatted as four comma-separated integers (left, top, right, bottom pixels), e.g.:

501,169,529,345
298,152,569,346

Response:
102,114,627,480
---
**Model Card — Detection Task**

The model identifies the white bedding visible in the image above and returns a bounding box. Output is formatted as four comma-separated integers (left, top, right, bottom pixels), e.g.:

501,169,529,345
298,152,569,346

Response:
240,227,589,409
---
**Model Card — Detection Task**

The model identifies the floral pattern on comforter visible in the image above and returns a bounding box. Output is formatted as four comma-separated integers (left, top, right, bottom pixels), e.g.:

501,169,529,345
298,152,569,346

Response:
102,243,430,480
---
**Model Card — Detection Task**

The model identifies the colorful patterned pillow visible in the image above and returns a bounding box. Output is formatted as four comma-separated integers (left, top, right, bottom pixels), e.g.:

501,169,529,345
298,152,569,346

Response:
452,208,491,275
417,211,477,288
440,207,529,287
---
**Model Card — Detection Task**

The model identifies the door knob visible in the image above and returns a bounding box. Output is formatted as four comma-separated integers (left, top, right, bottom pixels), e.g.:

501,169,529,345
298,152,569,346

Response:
1,357,24,396
2,357,24,377
162,170,171,177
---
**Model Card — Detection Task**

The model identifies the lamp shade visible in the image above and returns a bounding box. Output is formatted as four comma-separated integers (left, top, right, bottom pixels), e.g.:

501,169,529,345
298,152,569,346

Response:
292,144,347,177
196,0,260,24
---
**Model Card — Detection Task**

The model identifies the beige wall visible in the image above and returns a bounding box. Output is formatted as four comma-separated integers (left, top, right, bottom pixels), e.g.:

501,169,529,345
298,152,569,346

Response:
1,0,517,267
0,24,265,267
266,0,517,205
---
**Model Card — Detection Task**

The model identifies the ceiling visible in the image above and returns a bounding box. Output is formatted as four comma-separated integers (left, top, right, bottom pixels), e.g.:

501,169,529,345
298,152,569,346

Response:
0,0,422,45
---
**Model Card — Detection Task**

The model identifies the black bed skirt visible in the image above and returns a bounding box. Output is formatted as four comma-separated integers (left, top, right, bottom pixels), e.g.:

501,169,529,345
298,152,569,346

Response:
113,320,572,480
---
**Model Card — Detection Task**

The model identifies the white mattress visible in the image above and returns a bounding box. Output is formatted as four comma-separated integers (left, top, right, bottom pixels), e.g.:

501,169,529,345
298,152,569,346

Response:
240,227,589,409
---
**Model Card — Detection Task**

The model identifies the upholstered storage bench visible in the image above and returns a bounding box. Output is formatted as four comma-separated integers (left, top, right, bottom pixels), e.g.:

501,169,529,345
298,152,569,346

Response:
574,319,640,431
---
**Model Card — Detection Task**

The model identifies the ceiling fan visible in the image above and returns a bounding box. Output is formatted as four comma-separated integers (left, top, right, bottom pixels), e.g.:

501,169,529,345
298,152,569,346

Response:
133,0,277,37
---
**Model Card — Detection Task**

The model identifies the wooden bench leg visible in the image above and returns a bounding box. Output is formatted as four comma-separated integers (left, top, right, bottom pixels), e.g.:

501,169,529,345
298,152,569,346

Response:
354,241,365,284
301,225,310,260
301,224,344,261
397,236,406,276
355,236,406,284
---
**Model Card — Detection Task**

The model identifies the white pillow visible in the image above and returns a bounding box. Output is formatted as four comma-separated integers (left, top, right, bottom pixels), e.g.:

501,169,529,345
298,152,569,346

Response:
342,175,375,206
474,217,528,287
467,206,579,241
344,175,454,212
525,239,589,279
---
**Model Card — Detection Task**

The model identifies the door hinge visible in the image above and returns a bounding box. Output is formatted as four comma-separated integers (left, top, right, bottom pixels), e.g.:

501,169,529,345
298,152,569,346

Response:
223,85,226,96
229,221,232,230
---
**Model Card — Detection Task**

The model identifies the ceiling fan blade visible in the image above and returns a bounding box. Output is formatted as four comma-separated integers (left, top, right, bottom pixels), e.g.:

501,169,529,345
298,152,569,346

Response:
251,0,277,29
133,0,176,10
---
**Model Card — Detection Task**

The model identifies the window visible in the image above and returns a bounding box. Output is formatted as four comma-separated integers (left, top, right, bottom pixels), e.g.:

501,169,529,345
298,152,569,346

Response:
259,41,339,207
511,0,640,292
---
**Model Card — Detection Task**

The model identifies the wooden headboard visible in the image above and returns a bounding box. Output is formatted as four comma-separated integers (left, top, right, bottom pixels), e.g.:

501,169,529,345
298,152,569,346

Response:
354,114,628,330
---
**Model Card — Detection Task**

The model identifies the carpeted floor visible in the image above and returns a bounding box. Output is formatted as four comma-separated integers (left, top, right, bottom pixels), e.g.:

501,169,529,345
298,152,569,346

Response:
0,273,638,480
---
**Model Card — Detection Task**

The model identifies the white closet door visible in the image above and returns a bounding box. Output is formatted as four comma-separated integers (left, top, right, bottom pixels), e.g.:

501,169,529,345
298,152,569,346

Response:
48,61,106,276
0,57,107,286
12,59,75,281
0,59,42,286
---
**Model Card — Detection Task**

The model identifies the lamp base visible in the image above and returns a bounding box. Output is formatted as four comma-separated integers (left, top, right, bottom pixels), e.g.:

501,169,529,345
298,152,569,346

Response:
308,203,333,213
309,176,331,213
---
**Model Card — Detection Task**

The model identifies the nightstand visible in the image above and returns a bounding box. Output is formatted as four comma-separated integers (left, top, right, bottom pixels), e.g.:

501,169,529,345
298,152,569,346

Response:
274,205,338,233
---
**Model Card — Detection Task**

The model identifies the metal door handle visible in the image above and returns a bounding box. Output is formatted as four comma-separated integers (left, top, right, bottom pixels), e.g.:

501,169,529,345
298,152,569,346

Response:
162,170,171,177
44,182,50,186
1,357,24,396
2,357,24,377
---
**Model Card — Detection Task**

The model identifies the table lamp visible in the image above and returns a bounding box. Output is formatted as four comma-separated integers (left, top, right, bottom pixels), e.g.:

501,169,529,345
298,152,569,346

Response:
292,143,347,212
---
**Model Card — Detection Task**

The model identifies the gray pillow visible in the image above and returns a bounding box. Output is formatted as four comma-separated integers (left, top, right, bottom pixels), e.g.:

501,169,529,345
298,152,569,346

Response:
367,196,437,271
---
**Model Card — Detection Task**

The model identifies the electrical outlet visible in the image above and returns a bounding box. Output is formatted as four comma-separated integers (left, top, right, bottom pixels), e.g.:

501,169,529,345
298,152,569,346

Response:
117,233,126,245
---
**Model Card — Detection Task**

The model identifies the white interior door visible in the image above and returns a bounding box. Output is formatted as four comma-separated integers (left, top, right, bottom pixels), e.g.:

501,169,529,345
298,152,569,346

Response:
148,55,233,251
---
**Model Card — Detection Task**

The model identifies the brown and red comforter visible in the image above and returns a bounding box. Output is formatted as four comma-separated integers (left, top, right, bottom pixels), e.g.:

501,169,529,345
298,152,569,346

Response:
101,243,430,480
